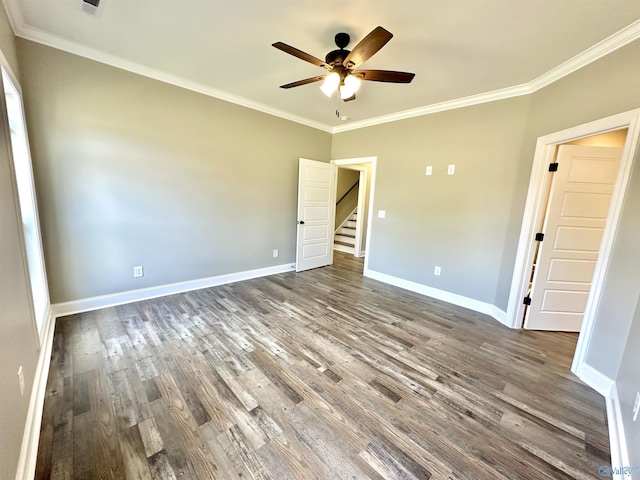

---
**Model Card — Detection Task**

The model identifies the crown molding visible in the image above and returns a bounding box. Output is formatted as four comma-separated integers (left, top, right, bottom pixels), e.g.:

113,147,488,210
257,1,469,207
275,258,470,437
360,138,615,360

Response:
332,19,640,134
330,84,532,133
5,10,333,132
528,18,640,92
3,0,640,134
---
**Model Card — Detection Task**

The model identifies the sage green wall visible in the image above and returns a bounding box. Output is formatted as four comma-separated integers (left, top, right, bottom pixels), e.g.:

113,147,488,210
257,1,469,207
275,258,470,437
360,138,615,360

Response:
0,7,39,480
332,96,530,305
17,39,331,304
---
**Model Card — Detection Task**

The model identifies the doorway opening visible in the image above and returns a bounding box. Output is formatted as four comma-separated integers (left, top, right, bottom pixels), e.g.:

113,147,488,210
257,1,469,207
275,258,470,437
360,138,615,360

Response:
334,165,370,257
294,156,377,274
521,129,627,331
331,157,377,272
505,108,640,392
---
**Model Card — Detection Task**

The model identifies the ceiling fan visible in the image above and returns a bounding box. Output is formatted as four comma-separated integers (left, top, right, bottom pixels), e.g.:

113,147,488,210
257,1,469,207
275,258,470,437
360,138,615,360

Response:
272,26,415,102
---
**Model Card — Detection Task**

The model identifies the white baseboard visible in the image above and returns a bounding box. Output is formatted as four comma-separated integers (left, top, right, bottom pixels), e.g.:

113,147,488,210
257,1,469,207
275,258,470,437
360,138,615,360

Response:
52,263,296,317
606,383,630,480
363,268,508,327
15,305,56,480
576,362,615,397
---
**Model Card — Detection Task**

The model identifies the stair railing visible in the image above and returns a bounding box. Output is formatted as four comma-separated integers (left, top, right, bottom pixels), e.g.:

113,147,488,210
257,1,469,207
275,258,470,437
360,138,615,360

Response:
336,180,359,206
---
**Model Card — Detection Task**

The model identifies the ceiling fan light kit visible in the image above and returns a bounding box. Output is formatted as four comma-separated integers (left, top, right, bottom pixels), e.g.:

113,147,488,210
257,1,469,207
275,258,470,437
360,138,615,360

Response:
320,72,361,99
320,72,340,97
340,75,361,99
273,26,415,103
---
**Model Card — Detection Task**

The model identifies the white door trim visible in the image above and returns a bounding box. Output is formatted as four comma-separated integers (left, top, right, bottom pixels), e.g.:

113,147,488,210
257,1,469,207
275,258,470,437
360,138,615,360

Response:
354,169,367,257
331,157,377,270
334,165,368,257
504,108,640,377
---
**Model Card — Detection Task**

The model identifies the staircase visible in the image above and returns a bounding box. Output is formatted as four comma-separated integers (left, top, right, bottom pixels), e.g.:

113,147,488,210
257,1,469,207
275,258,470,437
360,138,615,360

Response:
334,210,357,254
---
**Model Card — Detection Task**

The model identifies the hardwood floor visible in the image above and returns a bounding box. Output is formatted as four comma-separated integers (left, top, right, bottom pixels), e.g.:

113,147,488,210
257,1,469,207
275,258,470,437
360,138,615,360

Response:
35,252,609,479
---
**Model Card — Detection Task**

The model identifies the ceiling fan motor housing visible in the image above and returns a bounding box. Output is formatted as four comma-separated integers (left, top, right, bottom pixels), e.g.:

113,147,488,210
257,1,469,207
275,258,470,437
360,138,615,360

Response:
325,49,350,68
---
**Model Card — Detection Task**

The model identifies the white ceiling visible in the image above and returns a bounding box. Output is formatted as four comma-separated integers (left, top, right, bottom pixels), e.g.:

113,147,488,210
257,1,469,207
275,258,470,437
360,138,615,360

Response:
5,0,640,132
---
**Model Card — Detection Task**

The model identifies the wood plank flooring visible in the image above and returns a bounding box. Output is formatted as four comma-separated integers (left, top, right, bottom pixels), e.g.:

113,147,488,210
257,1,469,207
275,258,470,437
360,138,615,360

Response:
35,252,610,479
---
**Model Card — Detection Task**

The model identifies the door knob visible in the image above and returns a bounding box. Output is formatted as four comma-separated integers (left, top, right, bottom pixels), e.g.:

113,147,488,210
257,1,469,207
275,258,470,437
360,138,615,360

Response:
298,220,305,224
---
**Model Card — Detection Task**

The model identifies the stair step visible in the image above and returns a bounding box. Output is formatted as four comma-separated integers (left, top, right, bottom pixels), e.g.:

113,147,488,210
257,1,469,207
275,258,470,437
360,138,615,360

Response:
346,220,357,228
334,240,355,247
335,234,355,245
338,226,356,236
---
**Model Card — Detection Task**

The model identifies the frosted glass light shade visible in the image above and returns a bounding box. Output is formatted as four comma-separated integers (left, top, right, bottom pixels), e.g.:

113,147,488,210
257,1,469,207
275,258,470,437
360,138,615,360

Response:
340,75,361,99
320,72,340,97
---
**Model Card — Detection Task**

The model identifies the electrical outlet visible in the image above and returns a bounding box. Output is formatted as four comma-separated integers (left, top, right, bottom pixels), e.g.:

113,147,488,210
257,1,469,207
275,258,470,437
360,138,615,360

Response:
17,366,25,396
273,249,279,258
425,166,433,176
133,265,144,278
447,164,456,175
434,266,441,276
633,391,640,422
378,210,386,219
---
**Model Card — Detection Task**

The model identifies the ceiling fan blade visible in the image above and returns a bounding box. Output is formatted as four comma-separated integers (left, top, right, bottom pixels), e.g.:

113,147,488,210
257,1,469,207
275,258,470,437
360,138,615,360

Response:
343,26,393,69
355,70,415,83
279,75,327,89
272,42,330,69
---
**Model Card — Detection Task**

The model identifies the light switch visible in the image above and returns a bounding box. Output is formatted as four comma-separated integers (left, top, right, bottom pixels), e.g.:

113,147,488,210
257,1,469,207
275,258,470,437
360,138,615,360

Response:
378,210,386,219
447,165,455,175
425,166,433,176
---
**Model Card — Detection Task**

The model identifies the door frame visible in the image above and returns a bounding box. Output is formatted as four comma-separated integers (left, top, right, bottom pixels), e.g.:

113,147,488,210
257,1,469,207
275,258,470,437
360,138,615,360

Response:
331,156,377,270
505,108,640,386
335,165,368,257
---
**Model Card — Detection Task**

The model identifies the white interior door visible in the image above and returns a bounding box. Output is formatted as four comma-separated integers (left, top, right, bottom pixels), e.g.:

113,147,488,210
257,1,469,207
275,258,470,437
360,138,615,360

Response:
296,158,336,272
525,145,622,331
